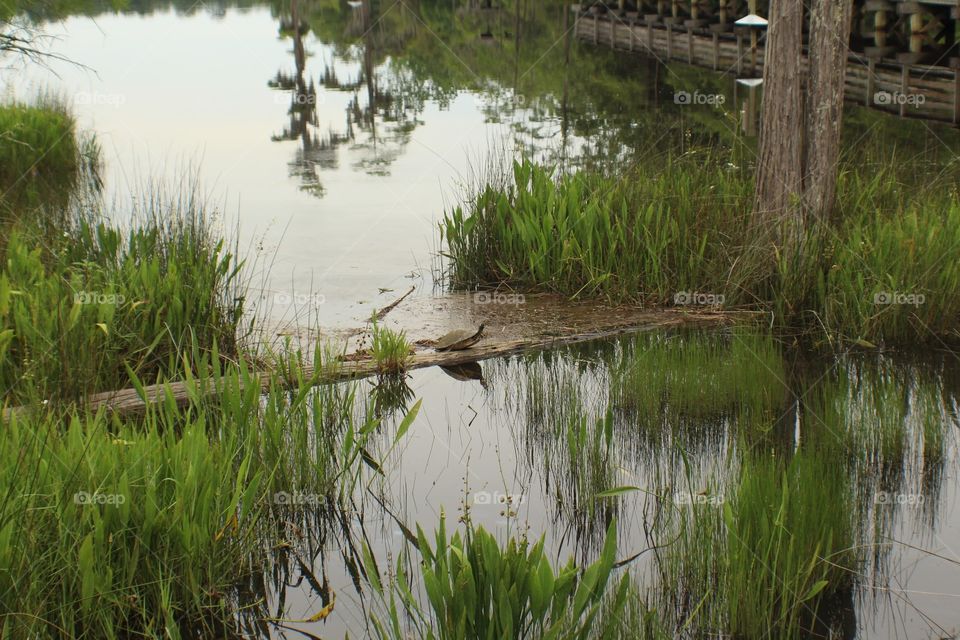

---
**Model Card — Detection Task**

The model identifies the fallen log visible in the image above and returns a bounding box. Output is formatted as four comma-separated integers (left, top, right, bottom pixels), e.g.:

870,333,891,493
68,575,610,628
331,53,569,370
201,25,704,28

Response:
4,309,751,420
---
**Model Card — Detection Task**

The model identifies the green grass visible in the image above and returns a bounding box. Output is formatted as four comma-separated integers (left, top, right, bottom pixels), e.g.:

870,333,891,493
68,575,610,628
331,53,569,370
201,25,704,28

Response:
0,198,246,408
0,348,402,639
0,99,383,638
370,321,412,373
441,155,960,345
0,97,91,212
442,155,751,304
364,516,630,640
0,95,238,410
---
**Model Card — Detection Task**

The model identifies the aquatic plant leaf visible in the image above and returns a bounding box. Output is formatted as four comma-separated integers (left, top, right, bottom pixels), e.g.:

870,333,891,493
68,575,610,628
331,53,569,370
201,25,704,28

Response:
801,579,829,602
361,543,383,595
78,532,95,614
304,591,335,622
595,485,641,498
393,399,421,447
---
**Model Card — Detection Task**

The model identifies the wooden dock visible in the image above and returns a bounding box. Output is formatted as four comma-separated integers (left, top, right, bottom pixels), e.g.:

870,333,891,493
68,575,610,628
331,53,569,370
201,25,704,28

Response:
574,2,960,125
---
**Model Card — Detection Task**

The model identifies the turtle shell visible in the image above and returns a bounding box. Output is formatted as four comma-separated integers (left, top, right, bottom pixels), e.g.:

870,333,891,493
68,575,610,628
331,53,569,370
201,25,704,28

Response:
434,324,485,351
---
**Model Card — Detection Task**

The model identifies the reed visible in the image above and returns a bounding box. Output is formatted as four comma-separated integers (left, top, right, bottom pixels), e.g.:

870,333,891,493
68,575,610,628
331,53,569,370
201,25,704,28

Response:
647,451,857,638
370,321,413,373
441,155,960,345
0,198,246,407
0,97,81,211
0,349,407,639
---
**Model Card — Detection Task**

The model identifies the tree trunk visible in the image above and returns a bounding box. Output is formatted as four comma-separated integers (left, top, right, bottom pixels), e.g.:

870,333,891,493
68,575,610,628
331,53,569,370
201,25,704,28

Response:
754,0,805,239
804,0,854,221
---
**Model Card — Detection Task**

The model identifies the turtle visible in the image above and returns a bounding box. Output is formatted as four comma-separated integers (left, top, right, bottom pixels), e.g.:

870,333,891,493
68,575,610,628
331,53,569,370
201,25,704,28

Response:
433,324,485,351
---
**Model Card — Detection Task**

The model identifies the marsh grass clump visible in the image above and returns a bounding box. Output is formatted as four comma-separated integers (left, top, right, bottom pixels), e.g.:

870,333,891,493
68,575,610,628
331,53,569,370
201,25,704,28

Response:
0,197,246,407
442,155,750,304
442,155,960,345
0,97,245,409
0,97,80,211
365,516,630,640
819,180,960,343
0,351,403,640
370,321,412,373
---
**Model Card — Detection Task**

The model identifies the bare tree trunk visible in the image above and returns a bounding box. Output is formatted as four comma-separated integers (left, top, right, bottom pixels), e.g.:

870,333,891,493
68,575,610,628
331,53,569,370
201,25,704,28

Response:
754,0,805,236
804,0,854,222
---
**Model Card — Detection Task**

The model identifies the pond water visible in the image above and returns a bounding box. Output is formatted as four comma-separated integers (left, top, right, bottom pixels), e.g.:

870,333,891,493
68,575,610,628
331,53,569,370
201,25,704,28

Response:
6,1,960,638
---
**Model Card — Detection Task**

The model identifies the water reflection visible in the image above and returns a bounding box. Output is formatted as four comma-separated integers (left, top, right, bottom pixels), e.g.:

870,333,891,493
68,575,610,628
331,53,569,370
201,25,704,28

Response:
269,0,328,196
19,0,959,193
9,3,960,636
243,329,960,639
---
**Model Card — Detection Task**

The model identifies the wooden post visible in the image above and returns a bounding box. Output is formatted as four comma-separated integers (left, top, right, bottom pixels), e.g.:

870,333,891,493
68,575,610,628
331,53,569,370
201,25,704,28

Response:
737,33,744,74
875,6,887,48
713,32,720,69
864,0,894,58
954,70,960,125
866,58,876,105
594,13,599,44
895,3,928,64
688,27,694,63
667,23,674,58
712,0,732,32
900,65,909,117
657,0,666,21
909,11,923,55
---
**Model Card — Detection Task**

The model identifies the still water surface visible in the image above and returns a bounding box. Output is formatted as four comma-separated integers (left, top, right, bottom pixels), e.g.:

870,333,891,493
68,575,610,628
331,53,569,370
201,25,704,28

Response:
6,3,960,637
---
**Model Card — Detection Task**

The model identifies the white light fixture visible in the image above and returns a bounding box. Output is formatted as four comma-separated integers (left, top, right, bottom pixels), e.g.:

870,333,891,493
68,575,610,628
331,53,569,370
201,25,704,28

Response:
736,78,764,87
735,13,768,28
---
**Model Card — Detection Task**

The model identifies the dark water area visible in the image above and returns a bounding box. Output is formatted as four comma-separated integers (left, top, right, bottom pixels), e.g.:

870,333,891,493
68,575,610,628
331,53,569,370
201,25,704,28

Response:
5,1,960,637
